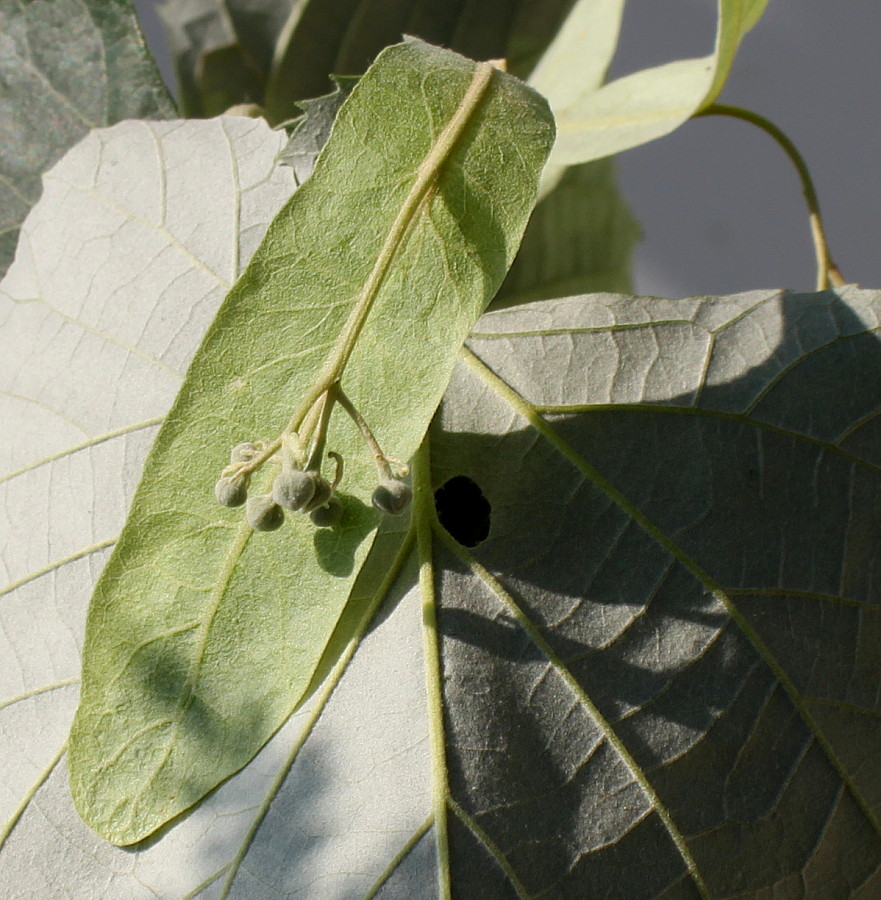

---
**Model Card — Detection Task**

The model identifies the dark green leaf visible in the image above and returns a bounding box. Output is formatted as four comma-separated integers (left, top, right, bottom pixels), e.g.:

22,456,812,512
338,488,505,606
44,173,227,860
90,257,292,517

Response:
157,0,298,115
264,0,579,123
195,42,265,115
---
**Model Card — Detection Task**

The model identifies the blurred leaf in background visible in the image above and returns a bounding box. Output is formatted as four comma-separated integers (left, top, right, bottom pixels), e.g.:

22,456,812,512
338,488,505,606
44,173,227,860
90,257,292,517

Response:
0,0,175,280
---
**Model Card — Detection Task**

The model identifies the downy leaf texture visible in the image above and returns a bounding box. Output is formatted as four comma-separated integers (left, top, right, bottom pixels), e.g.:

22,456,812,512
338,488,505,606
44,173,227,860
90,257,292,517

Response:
0,0,175,278
62,39,553,845
424,289,881,896
6,207,881,892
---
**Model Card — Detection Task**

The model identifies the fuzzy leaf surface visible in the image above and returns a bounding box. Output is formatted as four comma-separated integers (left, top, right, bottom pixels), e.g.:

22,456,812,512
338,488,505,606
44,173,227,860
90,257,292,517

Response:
422,287,881,895
0,114,298,894
64,39,553,845
0,0,175,279
6,282,881,896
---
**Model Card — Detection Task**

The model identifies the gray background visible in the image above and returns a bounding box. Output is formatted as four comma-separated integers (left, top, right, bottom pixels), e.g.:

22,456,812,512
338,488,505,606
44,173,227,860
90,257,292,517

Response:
133,0,881,298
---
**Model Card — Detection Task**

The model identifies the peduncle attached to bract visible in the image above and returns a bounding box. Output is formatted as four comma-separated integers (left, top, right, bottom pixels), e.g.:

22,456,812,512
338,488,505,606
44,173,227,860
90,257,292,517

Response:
213,381,412,531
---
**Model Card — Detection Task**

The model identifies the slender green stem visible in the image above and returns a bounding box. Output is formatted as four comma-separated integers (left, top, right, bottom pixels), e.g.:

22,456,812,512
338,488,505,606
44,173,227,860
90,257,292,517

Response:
414,439,452,900
304,389,336,471
229,62,494,486
696,103,845,291
335,384,392,478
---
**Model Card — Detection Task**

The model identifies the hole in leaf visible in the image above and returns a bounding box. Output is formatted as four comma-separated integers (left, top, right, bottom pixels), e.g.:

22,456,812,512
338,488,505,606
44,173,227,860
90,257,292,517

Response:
434,476,491,547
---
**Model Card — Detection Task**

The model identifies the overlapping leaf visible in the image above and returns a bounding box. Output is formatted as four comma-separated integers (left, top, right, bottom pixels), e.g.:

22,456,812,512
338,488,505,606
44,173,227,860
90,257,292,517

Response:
0,104,435,899
8,279,881,895
0,0,175,279
419,288,881,895
262,0,580,122
277,75,358,183
0,113,297,893
64,39,553,845
158,0,580,122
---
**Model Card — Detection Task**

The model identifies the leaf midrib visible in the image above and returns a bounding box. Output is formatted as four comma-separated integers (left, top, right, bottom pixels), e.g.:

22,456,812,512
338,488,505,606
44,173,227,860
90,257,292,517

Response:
129,61,499,817
285,59,497,435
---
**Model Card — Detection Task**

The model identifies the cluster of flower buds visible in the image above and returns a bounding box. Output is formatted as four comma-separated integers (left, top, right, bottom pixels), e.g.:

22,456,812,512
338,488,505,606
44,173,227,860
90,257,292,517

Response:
214,441,343,532
213,383,412,534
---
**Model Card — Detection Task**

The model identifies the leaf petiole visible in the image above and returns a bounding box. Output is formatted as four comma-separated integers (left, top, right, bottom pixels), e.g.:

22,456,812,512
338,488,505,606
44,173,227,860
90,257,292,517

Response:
696,103,845,291
334,383,408,480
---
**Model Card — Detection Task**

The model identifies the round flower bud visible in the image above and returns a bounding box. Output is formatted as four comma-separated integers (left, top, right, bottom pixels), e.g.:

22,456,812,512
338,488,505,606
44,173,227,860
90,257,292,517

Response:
303,477,332,513
246,494,284,531
372,479,412,516
272,469,316,510
215,475,247,507
310,497,343,527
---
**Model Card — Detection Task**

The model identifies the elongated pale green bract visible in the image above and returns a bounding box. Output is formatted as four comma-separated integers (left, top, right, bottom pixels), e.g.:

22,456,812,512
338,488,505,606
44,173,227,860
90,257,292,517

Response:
68,39,554,845
536,0,770,181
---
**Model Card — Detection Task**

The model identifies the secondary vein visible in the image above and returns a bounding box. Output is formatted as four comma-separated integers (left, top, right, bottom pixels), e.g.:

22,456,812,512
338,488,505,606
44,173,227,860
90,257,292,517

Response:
461,344,881,845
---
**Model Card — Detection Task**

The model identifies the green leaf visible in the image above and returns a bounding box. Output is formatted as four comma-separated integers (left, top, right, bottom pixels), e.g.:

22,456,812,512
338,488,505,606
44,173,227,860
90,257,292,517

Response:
65,39,553,845
263,0,580,123
8,280,881,895
538,0,771,173
195,42,266,116
493,158,640,309
0,0,175,279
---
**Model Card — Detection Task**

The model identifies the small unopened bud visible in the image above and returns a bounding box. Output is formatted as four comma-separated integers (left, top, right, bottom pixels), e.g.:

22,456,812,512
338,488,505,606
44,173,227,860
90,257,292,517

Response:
310,497,343,527
303,477,332,513
246,494,284,531
272,469,316,510
230,442,258,464
215,476,248,507
372,479,412,516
